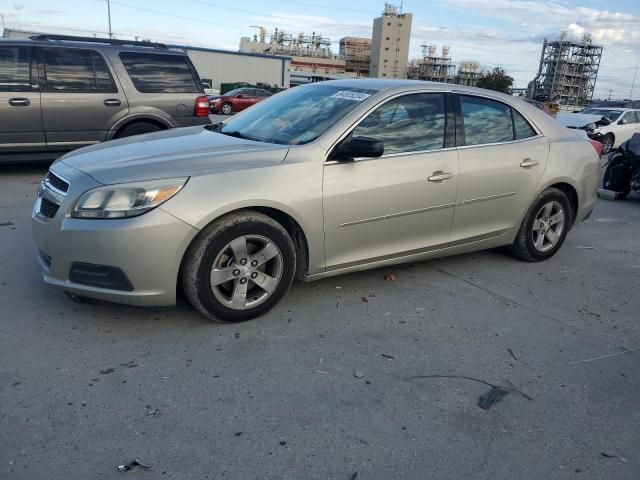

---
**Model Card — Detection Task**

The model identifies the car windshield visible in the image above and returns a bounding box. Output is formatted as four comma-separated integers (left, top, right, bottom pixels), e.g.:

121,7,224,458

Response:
582,109,623,121
218,84,377,145
225,88,245,96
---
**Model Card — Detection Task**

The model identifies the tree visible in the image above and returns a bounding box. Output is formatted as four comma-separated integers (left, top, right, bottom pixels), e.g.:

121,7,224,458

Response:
476,67,514,94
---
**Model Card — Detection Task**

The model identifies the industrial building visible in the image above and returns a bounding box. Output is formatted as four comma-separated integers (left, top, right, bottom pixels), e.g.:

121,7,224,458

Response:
339,37,372,77
406,44,482,87
530,32,603,107
3,28,291,90
370,3,413,79
239,28,345,77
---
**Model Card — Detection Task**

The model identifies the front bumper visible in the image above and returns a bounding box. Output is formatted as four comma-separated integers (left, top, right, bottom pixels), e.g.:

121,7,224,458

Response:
31,163,198,306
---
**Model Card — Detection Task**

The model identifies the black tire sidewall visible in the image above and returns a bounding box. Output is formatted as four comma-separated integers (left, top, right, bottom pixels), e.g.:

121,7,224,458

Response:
522,190,572,261
194,220,296,322
118,122,163,138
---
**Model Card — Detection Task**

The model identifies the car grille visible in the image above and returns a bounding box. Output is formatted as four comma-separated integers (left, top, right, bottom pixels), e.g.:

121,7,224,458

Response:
39,197,60,218
45,171,69,193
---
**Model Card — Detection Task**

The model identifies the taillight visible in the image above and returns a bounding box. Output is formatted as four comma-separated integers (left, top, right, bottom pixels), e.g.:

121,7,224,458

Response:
588,139,603,157
194,96,210,117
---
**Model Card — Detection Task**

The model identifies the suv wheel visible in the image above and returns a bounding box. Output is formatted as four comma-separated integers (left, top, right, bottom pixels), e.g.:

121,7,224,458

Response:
116,121,163,138
221,103,233,115
509,187,572,262
181,211,296,322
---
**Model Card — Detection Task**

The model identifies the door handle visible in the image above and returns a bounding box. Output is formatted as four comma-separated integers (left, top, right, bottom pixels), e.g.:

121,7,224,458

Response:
9,98,30,107
428,171,454,182
103,99,121,107
520,158,539,168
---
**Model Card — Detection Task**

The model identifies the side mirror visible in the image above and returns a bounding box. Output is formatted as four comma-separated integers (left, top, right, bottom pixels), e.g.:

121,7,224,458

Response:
618,119,626,125
331,136,384,162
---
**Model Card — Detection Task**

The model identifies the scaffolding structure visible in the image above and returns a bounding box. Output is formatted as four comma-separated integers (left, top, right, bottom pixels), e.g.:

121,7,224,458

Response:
531,32,603,107
339,37,371,77
407,44,482,87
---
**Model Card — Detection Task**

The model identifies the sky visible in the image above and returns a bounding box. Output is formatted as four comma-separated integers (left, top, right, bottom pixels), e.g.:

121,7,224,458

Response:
1,0,639,99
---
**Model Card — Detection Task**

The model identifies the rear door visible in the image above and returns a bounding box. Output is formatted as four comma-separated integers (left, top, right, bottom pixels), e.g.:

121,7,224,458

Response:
0,44,45,155
450,94,549,244
38,46,129,153
118,51,203,122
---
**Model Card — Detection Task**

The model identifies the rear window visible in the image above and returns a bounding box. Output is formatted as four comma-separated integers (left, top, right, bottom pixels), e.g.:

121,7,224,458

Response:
0,45,31,91
119,52,200,93
41,47,116,92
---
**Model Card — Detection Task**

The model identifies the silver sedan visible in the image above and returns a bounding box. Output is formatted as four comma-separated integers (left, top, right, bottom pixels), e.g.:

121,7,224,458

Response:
32,80,600,322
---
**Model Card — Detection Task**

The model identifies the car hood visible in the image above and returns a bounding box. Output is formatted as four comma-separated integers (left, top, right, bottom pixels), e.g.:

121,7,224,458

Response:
58,126,290,185
556,113,603,128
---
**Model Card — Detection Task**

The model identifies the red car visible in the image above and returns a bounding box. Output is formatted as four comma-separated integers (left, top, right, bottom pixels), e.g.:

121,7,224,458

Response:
209,88,272,115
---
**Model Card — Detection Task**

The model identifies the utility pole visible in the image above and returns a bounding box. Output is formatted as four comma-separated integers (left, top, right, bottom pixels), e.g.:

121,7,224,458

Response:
631,57,639,99
607,89,614,101
1,14,5,35
106,0,113,39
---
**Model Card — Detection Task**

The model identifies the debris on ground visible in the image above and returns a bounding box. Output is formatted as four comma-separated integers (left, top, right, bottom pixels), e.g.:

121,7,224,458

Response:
507,348,519,361
381,353,395,359
575,246,596,249
100,368,115,375
350,473,358,480
116,459,152,472
119,361,138,368
407,375,532,410
335,286,343,290
478,386,511,410
384,274,397,281
601,452,628,463
361,297,369,303
568,345,640,364
0,221,14,227
354,371,364,379
316,370,329,375
145,408,159,417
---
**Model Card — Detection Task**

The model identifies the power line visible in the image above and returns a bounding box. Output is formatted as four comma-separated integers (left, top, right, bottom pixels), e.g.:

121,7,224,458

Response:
278,0,379,16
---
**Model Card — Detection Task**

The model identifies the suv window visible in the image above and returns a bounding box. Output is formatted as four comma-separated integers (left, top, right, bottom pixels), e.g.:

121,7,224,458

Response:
119,52,199,93
460,95,536,145
41,48,116,92
352,93,447,155
0,45,31,91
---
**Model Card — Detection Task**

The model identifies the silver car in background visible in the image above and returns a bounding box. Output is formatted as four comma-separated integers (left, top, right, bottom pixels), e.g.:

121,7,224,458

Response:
32,80,600,322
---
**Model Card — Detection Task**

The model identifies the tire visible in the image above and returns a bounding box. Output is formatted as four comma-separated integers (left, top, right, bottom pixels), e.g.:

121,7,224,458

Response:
509,187,572,262
116,121,164,138
601,133,614,154
603,154,631,200
221,103,233,115
181,211,296,323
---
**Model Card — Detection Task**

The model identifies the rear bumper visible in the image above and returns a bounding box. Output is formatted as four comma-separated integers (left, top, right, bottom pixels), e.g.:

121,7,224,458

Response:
577,170,599,223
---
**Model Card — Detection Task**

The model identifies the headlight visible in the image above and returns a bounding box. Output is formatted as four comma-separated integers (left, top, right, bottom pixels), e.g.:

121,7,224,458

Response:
72,177,188,219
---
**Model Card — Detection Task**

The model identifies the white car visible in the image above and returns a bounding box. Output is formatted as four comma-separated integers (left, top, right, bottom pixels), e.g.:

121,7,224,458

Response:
580,107,640,153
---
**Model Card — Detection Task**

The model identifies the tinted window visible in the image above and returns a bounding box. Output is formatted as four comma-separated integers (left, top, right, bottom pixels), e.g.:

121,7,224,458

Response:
119,52,199,93
512,109,537,139
621,111,637,124
0,45,31,91
42,48,116,92
351,93,446,155
460,96,513,146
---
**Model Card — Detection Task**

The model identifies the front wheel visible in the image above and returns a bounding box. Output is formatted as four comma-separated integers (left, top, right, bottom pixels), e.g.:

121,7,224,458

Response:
181,211,296,322
601,133,614,154
509,188,572,262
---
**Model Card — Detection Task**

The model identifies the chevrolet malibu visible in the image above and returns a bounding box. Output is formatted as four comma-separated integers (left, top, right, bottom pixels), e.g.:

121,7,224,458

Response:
32,80,600,322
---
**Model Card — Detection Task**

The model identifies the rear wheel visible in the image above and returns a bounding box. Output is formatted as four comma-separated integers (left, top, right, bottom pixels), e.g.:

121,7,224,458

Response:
509,188,571,262
601,133,614,154
116,121,164,138
221,103,233,115
181,211,296,322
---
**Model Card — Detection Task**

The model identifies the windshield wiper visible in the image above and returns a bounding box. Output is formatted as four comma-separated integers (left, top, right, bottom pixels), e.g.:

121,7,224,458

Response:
220,130,255,140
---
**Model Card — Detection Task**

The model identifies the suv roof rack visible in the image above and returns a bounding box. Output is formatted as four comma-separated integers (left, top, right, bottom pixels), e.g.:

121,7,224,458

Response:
29,34,167,49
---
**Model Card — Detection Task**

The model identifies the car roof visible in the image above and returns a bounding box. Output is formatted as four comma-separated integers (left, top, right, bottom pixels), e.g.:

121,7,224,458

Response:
0,37,185,54
585,106,635,112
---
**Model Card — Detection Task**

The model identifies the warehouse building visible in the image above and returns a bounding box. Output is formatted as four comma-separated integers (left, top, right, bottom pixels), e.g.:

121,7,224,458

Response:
2,28,291,90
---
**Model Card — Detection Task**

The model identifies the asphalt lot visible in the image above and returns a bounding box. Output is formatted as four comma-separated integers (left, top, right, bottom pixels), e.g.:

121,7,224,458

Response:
1,159,639,479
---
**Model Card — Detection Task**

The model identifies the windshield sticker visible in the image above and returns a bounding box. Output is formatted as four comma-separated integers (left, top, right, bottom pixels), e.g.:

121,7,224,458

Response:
331,91,372,102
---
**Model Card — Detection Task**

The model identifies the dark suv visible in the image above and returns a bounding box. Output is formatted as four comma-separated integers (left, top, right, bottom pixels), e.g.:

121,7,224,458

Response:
0,34,211,162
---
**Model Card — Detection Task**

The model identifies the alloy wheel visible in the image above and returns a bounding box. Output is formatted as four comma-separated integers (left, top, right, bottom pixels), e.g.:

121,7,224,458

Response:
209,235,283,310
531,201,565,253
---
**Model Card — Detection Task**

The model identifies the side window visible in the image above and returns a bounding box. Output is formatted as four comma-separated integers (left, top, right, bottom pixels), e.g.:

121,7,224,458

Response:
0,45,31,92
512,109,537,139
119,52,199,93
41,48,116,92
351,93,446,155
621,112,636,124
635,111,640,123
460,96,513,146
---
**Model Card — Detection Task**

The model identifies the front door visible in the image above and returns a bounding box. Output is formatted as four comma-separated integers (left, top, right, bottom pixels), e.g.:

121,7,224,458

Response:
38,46,129,153
323,92,459,271
616,111,640,145
450,94,549,244
0,44,45,155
